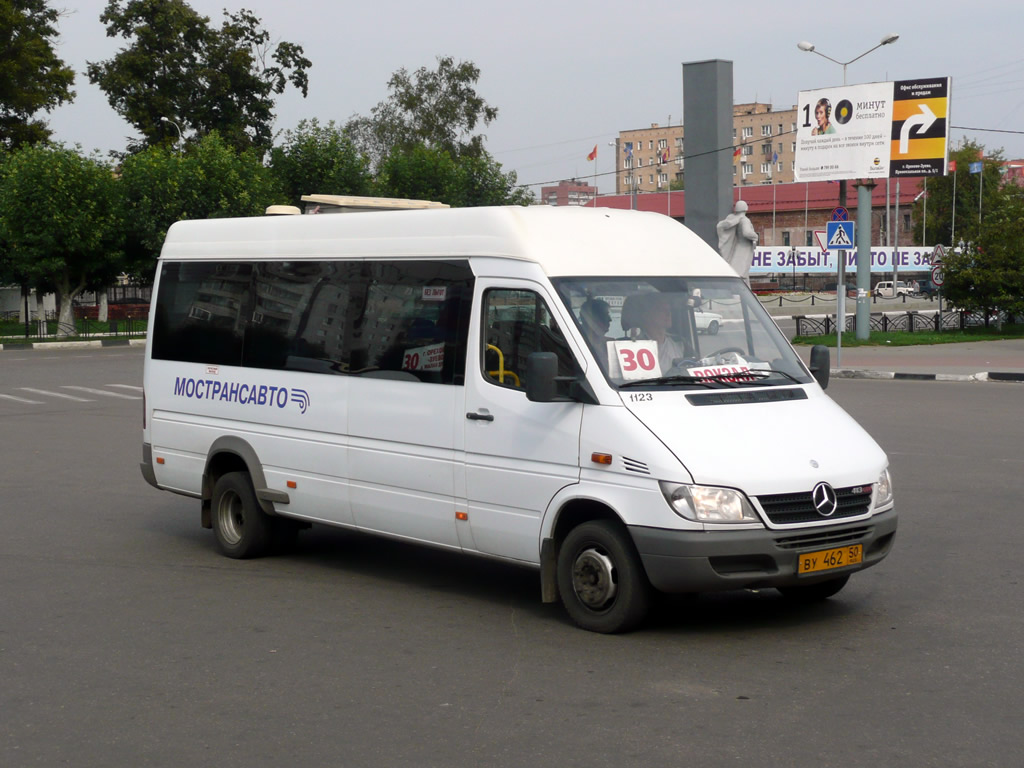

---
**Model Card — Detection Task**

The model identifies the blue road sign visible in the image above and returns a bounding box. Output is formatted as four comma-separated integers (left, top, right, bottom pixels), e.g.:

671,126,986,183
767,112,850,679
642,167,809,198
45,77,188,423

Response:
826,221,855,250
831,207,849,222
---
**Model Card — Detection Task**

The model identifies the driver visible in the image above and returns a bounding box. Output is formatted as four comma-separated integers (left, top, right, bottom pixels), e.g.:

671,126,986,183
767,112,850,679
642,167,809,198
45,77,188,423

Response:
632,293,687,372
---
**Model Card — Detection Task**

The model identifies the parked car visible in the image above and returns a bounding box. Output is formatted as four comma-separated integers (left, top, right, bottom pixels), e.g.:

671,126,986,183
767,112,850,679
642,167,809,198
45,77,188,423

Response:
694,308,722,334
873,280,911,298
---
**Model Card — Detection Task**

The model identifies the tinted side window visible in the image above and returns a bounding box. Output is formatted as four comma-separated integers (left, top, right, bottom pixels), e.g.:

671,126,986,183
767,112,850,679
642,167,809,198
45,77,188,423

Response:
242,261,360,374
353,261,474,384
152,262,250,365
153,259,474,386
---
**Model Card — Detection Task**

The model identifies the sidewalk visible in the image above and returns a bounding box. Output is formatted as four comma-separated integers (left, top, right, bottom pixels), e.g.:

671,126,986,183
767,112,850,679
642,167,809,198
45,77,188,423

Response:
798,338,1024,383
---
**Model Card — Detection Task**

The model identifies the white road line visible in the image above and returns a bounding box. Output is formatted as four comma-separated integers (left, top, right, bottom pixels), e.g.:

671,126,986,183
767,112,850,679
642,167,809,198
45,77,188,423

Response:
107,384,143,391
62,386,142,400
0,393,43,404
19,388,94,402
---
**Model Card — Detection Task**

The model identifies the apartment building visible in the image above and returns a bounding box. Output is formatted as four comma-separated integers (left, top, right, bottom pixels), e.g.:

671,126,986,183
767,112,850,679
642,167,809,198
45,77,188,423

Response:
614,103,798,194
540,179,598,206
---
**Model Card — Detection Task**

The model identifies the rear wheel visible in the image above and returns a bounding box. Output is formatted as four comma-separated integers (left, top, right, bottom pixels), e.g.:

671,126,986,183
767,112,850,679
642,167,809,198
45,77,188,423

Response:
557,520,650,633
211,471,272,559
777,575,850,603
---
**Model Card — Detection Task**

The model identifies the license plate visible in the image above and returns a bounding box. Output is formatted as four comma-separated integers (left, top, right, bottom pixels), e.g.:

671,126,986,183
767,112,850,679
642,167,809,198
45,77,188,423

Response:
798,544,863,575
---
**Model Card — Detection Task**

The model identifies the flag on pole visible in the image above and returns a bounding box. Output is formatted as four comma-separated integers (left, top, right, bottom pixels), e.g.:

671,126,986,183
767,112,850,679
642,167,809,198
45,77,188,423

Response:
587,145,597,161
969,161,983,174
623,142,633,159
733,146,742,157
948,160,957,173
771,151,778,165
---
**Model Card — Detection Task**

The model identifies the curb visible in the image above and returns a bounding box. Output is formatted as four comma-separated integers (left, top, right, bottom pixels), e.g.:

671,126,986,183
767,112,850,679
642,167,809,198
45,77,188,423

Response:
0,338,146,351
833,369,1024,383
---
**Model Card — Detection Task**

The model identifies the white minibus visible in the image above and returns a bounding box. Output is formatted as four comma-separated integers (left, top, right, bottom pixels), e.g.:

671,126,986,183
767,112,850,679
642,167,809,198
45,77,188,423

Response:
141,204,896,632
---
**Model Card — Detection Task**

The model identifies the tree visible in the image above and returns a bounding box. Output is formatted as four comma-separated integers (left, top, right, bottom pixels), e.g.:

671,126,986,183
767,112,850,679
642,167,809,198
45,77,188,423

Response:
0,145,123,334
119,131,278,277
911,141,1005,248
374,144,531,208
87,0,311,154
269,119,372,207
347,56,499,170
0,0,76,150
942,189,1024,318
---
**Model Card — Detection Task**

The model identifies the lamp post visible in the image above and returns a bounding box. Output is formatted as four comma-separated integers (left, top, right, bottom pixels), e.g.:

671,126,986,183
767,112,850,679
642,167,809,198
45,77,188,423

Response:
160,116,183,150
797,33,899,345
797,33,900,87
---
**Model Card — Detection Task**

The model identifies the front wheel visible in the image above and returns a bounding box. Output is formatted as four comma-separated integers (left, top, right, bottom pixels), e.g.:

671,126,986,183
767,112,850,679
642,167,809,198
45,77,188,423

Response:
557,520,650,633
211,471,272,559
777,575,850,603
706,320,720,335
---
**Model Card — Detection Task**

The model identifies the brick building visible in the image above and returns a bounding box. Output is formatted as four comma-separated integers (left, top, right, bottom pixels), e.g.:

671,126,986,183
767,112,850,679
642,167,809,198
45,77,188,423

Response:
540,179,598,206
613,103,799,194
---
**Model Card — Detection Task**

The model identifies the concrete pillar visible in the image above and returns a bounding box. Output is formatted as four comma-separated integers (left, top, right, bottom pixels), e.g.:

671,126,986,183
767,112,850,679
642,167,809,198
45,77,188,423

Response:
682,59,734,250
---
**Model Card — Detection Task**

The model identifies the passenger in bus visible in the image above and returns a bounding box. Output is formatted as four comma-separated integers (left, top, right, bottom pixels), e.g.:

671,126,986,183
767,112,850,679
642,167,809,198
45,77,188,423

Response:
579,298,612,370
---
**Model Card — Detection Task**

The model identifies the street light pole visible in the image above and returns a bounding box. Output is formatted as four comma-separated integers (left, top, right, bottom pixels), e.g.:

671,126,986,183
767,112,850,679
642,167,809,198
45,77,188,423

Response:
797,33,900,344
160,116,183,150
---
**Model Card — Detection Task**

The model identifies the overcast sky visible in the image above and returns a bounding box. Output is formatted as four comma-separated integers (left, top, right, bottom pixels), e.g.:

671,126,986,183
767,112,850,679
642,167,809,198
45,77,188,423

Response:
46,0,1024,196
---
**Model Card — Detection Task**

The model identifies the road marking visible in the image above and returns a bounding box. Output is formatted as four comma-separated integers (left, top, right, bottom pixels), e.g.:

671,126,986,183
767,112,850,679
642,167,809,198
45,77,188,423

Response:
0,393,43,404
19,388,94,402
62,386,142,400
107,384,143,392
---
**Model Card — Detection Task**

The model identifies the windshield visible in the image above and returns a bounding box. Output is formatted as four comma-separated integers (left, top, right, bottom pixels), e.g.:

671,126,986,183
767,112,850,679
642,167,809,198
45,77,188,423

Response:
552,276,813,390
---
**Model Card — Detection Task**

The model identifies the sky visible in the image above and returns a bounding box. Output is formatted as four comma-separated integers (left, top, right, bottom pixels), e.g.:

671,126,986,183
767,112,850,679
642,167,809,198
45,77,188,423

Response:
45,0,1024,197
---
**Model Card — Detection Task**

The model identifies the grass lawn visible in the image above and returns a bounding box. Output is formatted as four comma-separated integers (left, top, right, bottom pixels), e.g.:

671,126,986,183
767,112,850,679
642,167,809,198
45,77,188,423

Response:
793,324,1024,347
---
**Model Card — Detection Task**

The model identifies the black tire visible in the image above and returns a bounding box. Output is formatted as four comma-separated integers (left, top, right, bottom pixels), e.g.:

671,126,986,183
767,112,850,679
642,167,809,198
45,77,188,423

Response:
211,471,272,559
556,520,650,633
707,320,720,336
777,574,850,603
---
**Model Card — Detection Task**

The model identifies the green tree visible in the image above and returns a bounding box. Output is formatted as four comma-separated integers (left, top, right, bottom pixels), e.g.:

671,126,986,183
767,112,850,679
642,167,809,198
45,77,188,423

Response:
269,119,372,207
0,145,123,334
347,56,498,170
0,0,76,150
374,144,531,207
87,0,311,154
119,131,277,277
911,141,1005,248
942,189,1024,317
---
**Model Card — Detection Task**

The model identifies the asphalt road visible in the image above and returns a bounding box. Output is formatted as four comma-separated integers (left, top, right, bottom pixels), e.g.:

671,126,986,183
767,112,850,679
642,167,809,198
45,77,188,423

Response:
1,347,1022,768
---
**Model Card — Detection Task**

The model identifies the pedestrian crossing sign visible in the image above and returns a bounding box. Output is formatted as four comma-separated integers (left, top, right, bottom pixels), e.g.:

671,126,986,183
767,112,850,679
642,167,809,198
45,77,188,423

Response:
826,221,855,250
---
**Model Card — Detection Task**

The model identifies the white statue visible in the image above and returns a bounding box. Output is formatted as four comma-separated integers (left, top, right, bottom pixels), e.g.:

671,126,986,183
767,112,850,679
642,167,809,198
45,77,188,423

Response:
716,200,758,284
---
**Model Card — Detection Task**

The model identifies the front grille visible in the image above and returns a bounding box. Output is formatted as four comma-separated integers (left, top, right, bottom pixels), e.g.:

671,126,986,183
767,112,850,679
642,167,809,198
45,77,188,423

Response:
756,485,873,525
774,525,873,550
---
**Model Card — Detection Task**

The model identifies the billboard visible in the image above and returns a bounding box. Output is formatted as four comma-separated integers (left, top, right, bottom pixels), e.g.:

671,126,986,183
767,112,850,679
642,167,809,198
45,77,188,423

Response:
795,77,951,182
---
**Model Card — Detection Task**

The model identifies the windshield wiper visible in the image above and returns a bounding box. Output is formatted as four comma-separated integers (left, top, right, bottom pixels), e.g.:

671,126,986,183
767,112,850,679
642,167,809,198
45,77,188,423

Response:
619,370,772,388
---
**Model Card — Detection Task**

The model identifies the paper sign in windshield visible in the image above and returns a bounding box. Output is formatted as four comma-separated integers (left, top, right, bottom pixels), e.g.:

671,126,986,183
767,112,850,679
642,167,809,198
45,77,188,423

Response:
687,364,753,382
608,340,661,380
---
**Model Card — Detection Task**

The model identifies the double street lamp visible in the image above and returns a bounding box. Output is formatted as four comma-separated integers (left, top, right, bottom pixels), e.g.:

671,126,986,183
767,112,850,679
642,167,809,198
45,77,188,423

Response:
797,34,900,86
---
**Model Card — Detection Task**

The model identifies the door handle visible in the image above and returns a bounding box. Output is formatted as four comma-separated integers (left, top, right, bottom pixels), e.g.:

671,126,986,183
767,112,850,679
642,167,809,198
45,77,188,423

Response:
466,411,494,422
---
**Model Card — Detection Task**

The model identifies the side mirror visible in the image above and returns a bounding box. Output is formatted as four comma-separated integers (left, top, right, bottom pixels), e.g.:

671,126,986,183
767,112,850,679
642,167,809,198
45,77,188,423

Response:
809,344,830,389
526,352,559,402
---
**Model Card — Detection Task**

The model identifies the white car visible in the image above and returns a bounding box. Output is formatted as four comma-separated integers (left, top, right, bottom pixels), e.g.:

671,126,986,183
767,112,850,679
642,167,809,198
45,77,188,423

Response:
694,308,722,334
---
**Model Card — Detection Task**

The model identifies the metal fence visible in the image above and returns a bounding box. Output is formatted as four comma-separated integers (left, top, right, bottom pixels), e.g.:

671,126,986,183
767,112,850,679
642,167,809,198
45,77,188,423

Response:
794,310,1022,337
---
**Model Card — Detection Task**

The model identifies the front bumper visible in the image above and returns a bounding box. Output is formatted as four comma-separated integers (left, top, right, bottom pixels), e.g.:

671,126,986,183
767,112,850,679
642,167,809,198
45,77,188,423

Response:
629,507,897,593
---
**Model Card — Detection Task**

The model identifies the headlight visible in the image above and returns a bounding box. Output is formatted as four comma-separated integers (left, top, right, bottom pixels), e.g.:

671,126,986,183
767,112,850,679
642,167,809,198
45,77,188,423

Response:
660,482,760,523
873,467,894,509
